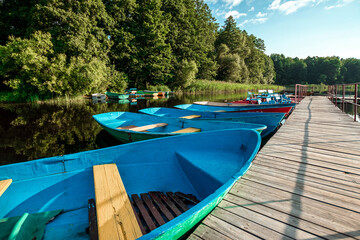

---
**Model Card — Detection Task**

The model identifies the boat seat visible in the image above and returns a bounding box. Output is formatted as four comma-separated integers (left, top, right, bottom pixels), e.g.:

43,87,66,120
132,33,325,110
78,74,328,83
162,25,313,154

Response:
214,110,226,112
0,179,12,197
179,115,201,119
171,127,201,133
117,125,149,132
128,123,168,132
93,164,142,240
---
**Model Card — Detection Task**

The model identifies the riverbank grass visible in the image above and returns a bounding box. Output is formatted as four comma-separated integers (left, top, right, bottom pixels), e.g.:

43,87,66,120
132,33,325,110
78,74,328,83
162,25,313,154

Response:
184,80,285,92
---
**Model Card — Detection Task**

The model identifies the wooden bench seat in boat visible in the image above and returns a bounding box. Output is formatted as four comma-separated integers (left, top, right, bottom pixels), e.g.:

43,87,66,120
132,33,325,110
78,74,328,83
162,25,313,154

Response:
93,164,142,240
128,123,168,132
116,125,149,132
171,127,201,134
0,179,12,197
179,115,201,119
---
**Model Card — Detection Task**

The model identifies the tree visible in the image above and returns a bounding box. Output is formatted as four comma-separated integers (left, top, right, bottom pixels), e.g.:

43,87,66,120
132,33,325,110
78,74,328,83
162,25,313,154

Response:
129,0,173,87
341,58,360,83
173,59,198,89
106,0,138,75
0,0,36,44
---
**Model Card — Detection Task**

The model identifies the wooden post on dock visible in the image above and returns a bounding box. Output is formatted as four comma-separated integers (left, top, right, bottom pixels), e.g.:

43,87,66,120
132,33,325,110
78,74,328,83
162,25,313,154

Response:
330,85,333,104
355,84,358,122
335,85,337,106
341,84,345,112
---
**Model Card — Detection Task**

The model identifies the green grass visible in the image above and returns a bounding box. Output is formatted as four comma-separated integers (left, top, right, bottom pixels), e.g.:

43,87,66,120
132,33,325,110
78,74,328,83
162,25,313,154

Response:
181,80,285,93
147,85,171,92
1,80,286,103
0,91,86,104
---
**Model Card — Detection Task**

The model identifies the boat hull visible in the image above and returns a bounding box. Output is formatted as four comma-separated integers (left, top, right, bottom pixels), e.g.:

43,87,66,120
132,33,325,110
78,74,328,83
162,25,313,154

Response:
105,91,129,99
176,103,295,117
139,107,285,138
93,112,267,143
0,129,261,239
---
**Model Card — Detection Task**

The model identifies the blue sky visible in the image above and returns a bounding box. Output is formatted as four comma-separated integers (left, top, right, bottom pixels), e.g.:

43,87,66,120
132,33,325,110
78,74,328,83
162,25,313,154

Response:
205,0,360,59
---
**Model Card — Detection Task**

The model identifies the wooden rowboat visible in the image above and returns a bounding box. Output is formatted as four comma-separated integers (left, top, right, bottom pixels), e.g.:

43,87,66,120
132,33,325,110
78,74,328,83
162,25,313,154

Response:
139,107,285,138
93,112,267,143
0,129,261,239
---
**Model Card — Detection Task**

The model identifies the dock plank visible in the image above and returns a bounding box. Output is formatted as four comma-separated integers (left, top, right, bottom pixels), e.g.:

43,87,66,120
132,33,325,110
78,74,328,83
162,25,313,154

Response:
189,96,360,239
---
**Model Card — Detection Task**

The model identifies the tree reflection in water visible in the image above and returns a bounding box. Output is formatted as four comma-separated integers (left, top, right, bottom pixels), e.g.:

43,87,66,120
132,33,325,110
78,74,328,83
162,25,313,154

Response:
0,91,249,165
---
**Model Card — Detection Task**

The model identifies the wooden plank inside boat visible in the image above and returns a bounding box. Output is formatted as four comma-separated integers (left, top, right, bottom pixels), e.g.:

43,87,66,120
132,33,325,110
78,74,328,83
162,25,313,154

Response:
171,127,201,133
0,179,12,197
180,115,201,119
93,164,142,240
129,123,168,132
116,125,137,130
131,191,200,234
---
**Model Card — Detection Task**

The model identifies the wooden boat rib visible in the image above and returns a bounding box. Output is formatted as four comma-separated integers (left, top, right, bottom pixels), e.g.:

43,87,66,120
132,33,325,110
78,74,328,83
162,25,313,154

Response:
92,112,267,143
0,129,261,239
139,107,285,138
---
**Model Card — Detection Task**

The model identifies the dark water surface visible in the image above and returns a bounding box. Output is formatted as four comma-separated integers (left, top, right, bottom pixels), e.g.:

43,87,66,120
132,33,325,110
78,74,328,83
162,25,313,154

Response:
0,92,252,165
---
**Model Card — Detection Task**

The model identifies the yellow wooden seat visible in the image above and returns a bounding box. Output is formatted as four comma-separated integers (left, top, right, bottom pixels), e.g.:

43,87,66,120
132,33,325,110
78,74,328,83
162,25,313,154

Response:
93,164,142,240
179,115,201,119
128,123,168,132
0,179,12,197
171,127,201,133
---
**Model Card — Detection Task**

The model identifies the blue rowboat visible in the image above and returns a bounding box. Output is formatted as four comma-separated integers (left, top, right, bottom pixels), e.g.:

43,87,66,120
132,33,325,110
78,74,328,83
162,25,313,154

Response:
93,112,266,143
0,129,261,239
176,101,296,113
105,91,129,99
139,107,285,138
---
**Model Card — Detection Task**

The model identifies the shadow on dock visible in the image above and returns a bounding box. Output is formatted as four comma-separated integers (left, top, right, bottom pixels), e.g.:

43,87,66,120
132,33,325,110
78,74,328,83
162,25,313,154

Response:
283,98,312,239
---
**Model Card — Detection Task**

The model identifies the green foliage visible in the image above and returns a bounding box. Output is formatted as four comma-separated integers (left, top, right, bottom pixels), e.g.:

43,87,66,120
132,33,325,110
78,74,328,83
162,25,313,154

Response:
0,31,127,101
173,59,198,89
185,79,284,92
147,85,171,92
341,58,360,83
215,17,273,85
0,0,281,102
271,54,358,85
216,44,248,82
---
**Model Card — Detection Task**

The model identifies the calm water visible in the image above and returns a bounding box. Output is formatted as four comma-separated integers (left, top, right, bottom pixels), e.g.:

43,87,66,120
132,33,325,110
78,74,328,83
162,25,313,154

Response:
335,101,360,122
0,91,254,165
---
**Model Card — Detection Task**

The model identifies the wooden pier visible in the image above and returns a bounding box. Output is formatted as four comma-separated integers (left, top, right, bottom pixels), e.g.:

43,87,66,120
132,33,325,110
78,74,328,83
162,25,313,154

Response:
190,96,360,240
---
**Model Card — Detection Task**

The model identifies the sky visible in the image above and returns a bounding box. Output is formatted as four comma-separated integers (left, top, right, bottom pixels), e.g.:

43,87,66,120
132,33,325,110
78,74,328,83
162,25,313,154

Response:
204,0,360,59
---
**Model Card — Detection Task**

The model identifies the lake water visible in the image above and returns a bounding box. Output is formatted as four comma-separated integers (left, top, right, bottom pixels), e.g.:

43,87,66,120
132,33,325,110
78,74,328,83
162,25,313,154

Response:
0,91,255,165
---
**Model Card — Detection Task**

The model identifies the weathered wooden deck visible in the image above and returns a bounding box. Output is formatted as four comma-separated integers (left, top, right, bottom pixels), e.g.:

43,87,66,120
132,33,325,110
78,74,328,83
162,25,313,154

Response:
190,96,360,240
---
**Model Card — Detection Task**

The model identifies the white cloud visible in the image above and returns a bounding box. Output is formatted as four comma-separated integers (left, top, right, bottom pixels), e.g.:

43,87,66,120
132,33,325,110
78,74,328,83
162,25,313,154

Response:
223,0,244,8
225,10,247,19
248,6,255,11
256,12,267,17
240,17,268,27
205,0,219,4
325,0,354,10
268,0,315,15
214,9,227,17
